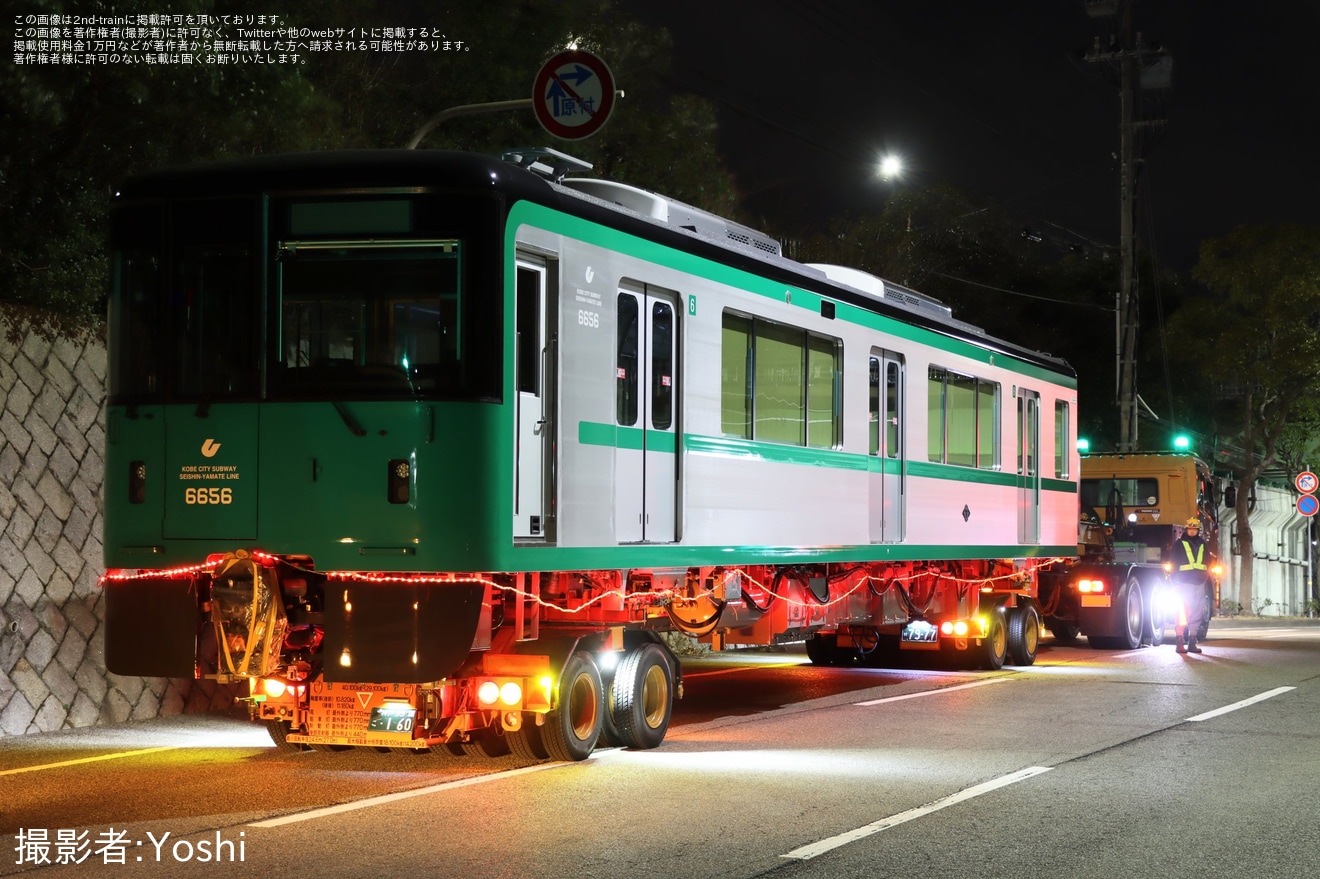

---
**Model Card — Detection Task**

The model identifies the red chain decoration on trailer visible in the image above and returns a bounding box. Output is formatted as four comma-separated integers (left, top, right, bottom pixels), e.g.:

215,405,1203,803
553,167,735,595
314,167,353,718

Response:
101,554,1072,615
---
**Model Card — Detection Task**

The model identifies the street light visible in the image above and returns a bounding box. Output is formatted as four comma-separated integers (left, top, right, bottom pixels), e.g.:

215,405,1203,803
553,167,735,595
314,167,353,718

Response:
877,154,903,181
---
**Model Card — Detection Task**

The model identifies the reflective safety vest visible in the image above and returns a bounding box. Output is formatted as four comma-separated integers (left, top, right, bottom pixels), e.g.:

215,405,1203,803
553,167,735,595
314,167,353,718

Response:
1178,540,1207,571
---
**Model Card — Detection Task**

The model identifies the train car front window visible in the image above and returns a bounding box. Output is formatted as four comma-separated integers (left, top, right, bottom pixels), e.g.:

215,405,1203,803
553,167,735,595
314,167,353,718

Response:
273,241,463,398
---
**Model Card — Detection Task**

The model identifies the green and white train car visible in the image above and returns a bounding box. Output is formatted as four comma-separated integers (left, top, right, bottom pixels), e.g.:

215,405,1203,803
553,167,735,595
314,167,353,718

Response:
103,149,1078,759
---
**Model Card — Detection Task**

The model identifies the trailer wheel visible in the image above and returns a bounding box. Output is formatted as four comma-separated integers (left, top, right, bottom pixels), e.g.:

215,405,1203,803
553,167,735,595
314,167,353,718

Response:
805,633,836,666
507,725,550,761
611,642,674,750
1007,605,1040,666
541,651,605,762
980,612,1007,670
461,733,511,758
265,720,300,752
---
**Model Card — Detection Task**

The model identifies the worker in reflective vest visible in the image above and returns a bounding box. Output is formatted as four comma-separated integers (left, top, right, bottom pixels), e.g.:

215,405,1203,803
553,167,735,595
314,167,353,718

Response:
1173,518,1210,654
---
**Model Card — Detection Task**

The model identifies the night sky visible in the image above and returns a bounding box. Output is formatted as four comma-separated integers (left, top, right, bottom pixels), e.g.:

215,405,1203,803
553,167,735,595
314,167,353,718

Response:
623,0,1319,272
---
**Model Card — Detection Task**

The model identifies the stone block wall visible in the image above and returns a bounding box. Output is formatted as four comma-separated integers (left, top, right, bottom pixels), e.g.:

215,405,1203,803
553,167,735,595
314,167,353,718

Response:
0,331,236,737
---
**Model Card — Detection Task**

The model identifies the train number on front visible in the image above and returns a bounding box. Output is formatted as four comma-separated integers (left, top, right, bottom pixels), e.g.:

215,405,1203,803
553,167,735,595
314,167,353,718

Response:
185,487,233,505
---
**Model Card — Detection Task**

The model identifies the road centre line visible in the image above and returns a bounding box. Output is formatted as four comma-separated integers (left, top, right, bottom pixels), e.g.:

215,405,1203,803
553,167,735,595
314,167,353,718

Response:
248,761,564,827
1187,686,1296,722
853,675,1012,706
782,766,1052,860
0,747,176,777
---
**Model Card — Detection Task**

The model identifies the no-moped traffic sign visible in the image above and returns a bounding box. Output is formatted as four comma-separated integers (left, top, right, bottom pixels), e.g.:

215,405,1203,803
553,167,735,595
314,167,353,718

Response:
532,49,616,141
1295,470,1318,494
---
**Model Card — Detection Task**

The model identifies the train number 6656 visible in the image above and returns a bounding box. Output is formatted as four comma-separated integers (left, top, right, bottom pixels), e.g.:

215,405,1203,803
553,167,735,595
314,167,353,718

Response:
185,487,233,505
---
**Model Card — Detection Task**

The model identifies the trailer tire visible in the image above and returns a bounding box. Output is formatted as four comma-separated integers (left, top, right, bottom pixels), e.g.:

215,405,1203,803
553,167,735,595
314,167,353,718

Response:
611,642,674,750
1007,605,1040,666
265,720,300,752
461,733,511,758
507,725,550,761
805,633,836,666
541,651,604,762
980,612,1007,670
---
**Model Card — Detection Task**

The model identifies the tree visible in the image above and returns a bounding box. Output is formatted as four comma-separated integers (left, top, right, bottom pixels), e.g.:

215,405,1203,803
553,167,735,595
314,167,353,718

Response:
1168,224,1320,612
1,0,737,342
1,0,339,342
790,185,1119,440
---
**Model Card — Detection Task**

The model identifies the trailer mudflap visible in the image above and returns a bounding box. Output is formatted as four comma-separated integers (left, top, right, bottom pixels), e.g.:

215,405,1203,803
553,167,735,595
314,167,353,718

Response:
103,576,198,677
322,580,484,683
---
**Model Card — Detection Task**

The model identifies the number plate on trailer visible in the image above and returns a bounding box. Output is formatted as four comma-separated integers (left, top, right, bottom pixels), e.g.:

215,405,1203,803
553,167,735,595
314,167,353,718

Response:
368,703,417,733
1080,595,1112,608
901,621,939,644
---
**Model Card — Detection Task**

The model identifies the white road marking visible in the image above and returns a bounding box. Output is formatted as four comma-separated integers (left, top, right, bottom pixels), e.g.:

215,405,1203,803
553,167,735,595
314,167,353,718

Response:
782,766,1053,860
853,675,1012,706
0,747,176,776
248,761,565,827
1187,686,1296,722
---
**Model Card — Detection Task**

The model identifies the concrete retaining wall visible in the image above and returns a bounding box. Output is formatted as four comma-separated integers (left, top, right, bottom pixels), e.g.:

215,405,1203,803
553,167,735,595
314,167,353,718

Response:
0,331,235,737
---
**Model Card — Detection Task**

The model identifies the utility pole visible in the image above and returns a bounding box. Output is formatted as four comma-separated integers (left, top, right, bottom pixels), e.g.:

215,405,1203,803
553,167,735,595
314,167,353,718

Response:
1084,0,1169,452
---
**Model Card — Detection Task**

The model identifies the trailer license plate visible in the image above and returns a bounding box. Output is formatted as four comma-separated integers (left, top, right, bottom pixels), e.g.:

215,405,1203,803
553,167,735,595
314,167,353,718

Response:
901,621,939,643
368,702,416,733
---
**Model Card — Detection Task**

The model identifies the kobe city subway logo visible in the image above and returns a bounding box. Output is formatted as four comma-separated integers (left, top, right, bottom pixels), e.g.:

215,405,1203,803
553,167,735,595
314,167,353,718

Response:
201,439,222,458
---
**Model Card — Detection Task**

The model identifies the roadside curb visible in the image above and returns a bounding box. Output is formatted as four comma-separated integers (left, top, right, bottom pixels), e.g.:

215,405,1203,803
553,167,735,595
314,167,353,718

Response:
1210,617,1320,629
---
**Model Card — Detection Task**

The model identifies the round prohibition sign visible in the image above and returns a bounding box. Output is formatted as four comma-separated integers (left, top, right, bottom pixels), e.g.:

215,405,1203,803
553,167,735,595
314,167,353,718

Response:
1295,470,1318,494
532,49,616,140
1298,494,1319,517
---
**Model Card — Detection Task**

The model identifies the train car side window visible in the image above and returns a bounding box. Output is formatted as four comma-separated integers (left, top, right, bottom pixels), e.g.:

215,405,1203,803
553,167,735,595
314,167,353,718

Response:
806,334,839,449
1054,400,1071,478
755,320,805,445
928,366,998,469
722,310,840,448
721,313,752,438
616,293,639,426
651,300,673,430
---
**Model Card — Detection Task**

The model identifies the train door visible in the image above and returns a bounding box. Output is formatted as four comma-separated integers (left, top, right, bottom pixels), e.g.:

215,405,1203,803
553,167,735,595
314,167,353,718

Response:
615,284,678,544
514,256,554,540
1017,388,1041,543
868,350,905,542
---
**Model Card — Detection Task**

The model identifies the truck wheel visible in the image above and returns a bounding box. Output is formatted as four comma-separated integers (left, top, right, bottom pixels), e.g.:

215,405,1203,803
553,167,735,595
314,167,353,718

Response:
541,651,604,762
1007,605,1040,666
1117,577,1144,649
1146,597,1166,647
1196,589,1213,641
612,642,674,750
980,612,1007,670
1090,577,1144,650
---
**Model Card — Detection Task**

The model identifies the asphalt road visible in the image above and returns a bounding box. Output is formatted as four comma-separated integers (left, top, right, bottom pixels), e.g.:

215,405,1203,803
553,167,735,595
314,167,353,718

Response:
2,621,1318,879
